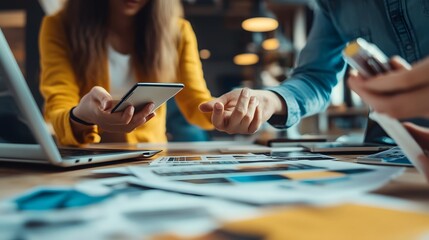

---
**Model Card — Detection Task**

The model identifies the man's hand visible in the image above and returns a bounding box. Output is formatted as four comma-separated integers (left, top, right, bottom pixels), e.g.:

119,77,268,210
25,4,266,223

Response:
199,88,285,134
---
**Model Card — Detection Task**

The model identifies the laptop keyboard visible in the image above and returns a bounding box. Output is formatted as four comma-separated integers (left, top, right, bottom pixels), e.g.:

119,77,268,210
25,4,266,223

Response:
58,148,138,157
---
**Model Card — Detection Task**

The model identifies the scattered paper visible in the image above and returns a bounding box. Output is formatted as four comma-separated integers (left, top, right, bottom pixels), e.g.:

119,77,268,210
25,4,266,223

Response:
128,160,404,205
0,178,260,240
149,153,335,167
219,145,305,153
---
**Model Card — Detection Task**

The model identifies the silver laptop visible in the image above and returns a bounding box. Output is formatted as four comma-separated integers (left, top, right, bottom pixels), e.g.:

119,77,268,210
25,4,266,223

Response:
264,121,392,153
298,119,393,153
0,28,160,167
303,111,429,153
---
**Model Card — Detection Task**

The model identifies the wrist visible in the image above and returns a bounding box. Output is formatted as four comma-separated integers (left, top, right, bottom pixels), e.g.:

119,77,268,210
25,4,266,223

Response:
70,106,95,126
262,90,286,115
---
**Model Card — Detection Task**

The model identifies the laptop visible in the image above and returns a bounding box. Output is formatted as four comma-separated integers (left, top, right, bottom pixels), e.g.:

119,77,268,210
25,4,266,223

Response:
0,28,160,167
302,108,429,153
357,112,427,177
298,119,392,153
263,108,429,154
262,118,392,153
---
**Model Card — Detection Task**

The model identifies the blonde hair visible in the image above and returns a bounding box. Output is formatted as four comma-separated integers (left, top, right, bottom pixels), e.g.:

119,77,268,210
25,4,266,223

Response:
63,0,183,89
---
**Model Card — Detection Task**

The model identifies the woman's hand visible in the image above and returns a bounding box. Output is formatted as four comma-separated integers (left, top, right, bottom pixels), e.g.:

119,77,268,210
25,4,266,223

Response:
199,88,285,134
348,56,429,119
72,86,155,133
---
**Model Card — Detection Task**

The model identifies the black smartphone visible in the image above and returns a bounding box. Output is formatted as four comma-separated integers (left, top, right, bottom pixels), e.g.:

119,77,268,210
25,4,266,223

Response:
111,83,184,113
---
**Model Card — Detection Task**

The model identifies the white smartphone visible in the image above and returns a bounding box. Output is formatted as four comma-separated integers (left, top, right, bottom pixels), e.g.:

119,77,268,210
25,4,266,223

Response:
342,38,392,78
343,39,426,176
111,83,184,113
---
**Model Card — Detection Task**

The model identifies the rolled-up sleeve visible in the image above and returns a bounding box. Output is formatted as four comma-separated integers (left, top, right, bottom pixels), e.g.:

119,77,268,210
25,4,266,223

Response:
268,1,347,128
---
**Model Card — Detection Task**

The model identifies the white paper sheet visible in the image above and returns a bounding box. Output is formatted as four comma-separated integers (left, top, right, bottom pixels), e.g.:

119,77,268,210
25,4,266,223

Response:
92,167,132,175
128,160,404,205
150,154,264,166
219,145,305,153
149,153,335,167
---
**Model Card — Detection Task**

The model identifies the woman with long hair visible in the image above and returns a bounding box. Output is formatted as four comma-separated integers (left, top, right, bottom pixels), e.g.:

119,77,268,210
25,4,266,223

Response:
39,0,213,145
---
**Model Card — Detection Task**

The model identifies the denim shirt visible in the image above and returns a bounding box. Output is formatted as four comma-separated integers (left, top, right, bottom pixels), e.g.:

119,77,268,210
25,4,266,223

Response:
268,0,429,128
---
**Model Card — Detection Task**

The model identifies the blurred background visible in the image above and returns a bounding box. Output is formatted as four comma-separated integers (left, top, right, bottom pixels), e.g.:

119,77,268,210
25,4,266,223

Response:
0,0,368,143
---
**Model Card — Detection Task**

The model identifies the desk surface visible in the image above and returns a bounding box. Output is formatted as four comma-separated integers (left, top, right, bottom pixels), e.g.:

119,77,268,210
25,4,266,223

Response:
1,142,429,205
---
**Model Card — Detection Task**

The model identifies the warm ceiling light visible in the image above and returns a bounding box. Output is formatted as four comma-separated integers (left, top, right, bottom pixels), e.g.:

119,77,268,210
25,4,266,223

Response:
262,38,280,50
199,49,211,59
233,53,259,66
242,17,278,32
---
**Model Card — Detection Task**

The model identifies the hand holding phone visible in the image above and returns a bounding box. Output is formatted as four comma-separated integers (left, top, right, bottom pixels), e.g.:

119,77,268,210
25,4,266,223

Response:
71,86,158,133
343,39,427,180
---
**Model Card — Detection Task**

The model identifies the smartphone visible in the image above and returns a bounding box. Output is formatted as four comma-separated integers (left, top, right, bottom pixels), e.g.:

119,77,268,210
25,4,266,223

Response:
343,38,392,78
111,83,184,113
343,39,426,177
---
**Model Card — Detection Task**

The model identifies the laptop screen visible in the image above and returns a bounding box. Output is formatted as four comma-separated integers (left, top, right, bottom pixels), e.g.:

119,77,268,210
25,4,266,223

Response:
0,65,36,144
0,28,52,148
364,116,429,145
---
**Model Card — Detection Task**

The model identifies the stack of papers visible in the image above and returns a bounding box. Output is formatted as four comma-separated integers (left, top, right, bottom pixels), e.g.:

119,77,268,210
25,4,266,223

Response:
93,156,403,205
128,160,403,205
148,153,335,167
0,153,414,239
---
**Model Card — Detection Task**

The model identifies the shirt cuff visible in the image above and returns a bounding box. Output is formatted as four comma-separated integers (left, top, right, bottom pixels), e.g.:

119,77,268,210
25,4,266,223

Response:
64,110,100,145
266,86,301,128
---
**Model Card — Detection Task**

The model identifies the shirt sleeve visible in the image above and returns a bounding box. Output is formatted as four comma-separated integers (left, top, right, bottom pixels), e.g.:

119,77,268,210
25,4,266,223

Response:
39,15,100,145
267,1,347,128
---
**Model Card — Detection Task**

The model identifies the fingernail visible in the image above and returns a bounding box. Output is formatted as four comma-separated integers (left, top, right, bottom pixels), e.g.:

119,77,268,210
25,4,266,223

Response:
349,69,359,77
243,88,249,97
215,102,223,110
147,113,155,121
396,56,412,69
148,103,155,112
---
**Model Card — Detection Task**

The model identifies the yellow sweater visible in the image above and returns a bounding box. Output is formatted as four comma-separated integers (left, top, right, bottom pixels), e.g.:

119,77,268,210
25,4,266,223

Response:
39,13,213,146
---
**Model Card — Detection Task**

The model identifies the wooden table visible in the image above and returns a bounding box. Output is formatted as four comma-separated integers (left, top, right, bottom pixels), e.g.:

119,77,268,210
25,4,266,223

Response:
1,142,429,205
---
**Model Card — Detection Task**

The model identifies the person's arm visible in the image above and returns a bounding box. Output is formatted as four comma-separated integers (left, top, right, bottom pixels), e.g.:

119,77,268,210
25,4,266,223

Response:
174,19,214,130
268,1,348,128
199,1,347,134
